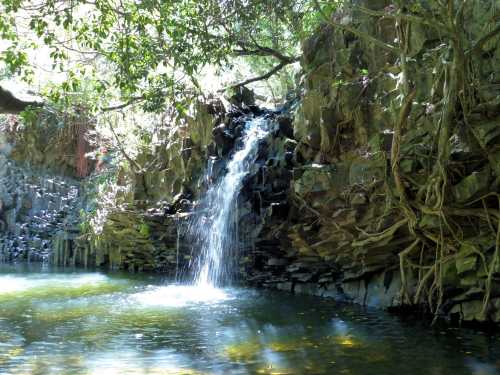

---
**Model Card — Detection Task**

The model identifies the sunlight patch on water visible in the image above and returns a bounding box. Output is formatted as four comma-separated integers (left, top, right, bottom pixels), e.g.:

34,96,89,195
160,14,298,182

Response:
0,276,33,293
131,284,230,308
86,350,207,375
0,274,130,304
0,274,109,294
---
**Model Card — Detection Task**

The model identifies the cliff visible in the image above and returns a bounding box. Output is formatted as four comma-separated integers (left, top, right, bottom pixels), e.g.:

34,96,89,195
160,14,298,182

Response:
249,0,500,323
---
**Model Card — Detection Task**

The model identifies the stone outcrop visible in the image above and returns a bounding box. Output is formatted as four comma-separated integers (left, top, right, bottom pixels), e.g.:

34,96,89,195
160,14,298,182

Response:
0,128,83,263
242,0,500,324
69,97,226,272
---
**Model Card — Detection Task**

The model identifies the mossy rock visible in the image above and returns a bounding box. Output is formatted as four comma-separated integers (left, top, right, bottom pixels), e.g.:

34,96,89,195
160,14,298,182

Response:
139,223,150,237
294,163,349,197
474,121,500,146
442,260,459,286
461,300,486,322
452,166,490,203
456,255,477,276
306,63,333,95
349,158,385,185
455,242,482,276
418,214,440,230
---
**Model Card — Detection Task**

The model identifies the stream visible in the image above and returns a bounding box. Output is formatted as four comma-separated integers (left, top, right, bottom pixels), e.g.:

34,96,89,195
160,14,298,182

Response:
0,264,499,375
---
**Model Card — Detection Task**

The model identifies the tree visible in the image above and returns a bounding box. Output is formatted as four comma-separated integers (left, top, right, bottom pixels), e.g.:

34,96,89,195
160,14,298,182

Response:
0,0,329,112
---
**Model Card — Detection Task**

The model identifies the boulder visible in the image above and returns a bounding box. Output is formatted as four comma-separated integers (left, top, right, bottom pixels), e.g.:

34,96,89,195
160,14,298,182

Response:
293,163,350,197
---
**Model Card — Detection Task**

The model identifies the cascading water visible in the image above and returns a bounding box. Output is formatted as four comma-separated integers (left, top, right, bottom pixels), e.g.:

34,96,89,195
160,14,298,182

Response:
190,117,270,287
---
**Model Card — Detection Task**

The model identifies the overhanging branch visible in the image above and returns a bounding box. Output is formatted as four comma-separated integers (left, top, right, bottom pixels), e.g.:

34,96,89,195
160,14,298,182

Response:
469,24,500,54
222,58,298,92
106,117,143,172
233,40,298,64
0,86,42,114
101,96,145,112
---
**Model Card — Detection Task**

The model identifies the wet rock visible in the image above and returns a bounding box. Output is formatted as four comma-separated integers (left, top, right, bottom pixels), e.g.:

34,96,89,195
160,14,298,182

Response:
229,86,255,107
213,124,234,156
341,280,367,305
492,299,500,322
293,164,338,196
277,116,294,138
450,300,486,322
294,283,319,295
276,282,293,292
267,258,288,266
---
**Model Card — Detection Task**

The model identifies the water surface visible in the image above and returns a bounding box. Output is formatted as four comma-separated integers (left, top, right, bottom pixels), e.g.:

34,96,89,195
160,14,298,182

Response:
0,265,499,374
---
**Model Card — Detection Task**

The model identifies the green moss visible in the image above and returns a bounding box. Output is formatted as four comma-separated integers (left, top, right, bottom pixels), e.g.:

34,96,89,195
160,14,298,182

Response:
223,341,262,362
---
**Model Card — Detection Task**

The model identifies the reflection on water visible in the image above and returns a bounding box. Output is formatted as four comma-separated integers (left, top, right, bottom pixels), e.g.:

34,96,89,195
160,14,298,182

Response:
0,264,499,375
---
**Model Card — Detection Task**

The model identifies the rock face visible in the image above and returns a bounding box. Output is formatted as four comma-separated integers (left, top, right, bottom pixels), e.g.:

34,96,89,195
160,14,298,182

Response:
69,97,227,273
239,0,500,324
0,130,83,263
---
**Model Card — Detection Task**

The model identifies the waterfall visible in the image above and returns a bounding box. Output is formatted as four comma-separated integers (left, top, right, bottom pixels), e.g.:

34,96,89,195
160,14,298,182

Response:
190,117,269,287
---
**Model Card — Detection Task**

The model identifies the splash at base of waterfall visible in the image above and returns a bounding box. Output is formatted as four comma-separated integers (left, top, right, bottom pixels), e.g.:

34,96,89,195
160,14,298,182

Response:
133,284,230,308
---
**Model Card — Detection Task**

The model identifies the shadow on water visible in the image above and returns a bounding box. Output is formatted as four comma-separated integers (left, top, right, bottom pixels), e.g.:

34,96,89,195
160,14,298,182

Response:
0,264,499,374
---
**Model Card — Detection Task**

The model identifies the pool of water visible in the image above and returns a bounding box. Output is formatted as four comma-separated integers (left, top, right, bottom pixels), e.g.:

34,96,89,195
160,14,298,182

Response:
0,264,499,375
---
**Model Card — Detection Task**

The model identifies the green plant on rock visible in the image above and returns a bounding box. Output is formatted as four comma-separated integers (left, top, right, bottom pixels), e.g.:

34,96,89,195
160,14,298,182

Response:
0,0,336,111
310,0,500,321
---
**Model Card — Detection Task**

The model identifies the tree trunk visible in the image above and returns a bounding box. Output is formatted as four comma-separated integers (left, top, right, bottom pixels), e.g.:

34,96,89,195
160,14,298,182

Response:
0,86,41,114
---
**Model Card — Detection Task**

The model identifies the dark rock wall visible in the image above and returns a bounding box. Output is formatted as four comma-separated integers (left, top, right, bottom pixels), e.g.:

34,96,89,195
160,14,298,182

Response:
242,0,500,324
0,134,83,264
0,109,93,264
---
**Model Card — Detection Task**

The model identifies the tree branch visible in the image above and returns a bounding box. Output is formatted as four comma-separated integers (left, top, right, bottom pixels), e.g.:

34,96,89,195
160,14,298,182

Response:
469,24,500,54
0,86,43,114
234,38,298,64
222,59,298,92
106,118,143,172
233,44,298,64
101,96,145,112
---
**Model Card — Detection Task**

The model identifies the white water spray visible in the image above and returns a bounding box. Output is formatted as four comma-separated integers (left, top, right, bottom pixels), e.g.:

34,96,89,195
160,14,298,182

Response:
190,117,269,287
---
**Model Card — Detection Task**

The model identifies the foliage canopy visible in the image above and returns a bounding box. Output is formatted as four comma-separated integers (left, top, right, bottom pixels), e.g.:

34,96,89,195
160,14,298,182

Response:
0,0,333,111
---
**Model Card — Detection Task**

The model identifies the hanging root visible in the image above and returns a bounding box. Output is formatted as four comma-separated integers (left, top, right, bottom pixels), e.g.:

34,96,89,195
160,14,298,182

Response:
399,239,420,304
481,197,500,319
391,90,418,234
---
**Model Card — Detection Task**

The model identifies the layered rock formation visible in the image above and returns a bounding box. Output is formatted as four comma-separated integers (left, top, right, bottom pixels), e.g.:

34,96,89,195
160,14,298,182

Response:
0,114,86,263
70,98,224,272
244,0,500,324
